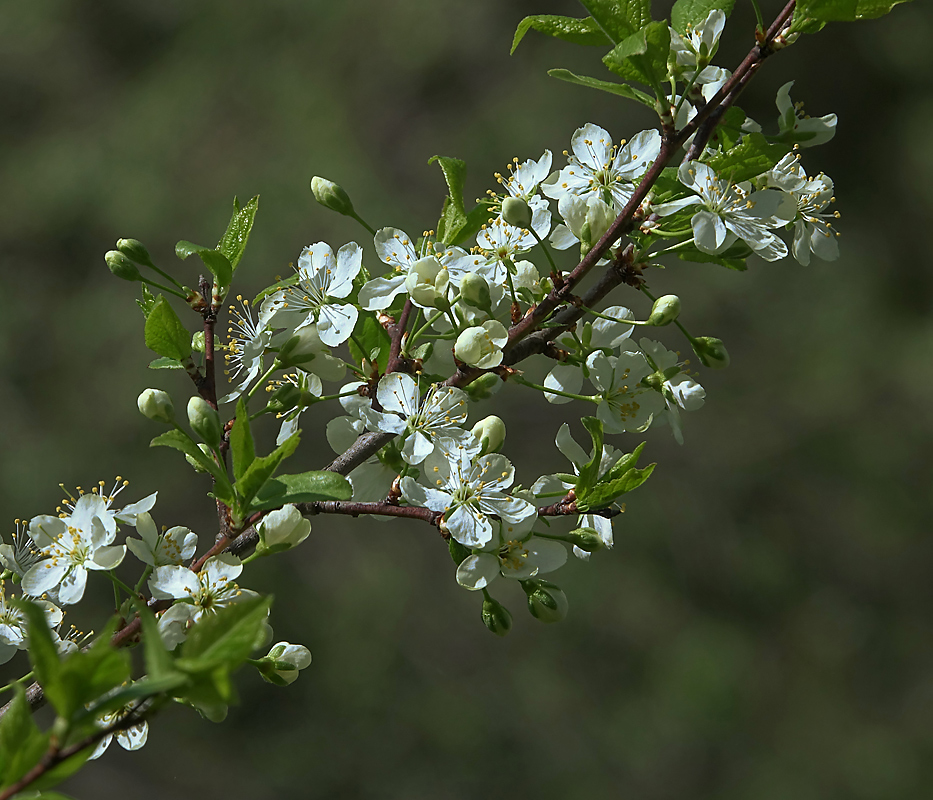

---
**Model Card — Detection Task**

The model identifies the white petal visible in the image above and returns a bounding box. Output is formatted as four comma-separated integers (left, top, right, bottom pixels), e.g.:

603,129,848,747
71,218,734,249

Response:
316,304,358,347
455,553,500,590
555,423,590,468
544,364,583,404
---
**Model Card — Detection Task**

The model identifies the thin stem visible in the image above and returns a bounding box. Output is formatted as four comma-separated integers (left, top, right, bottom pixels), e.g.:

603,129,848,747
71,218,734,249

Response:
350,211,377,236
528,226,560,276
0,671,34,695
246,363,279,401
513,375,598,404
140,278,188,300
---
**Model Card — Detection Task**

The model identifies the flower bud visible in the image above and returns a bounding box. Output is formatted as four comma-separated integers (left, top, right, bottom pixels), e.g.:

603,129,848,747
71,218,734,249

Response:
116,238,155,268
501,197,532,229
405,257,448,308
522,579,569,623
459,272,493,314
185,443,213,473
565,527,605,553
187,396,222,449
579,197,614,253
464,372,502,402
191,330,205,353
454,321,508,369
646,294,681,326
310,177,355,216
481,596,512,637
256,505,311,555
137,388,174,424
471,415,506,455
692,336,730,369
258,642,313,686
105,250,141,281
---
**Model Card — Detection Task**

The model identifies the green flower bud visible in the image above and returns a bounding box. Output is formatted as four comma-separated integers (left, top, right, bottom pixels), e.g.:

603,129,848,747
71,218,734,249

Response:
464,372,502,402
310,176,355,216
191,330,206,353
470,415,506,455
105,250,141,282
565,527,605,553
256,505,312,555
692,336,730,369
185,443,213,473
116,238,155,268
646,294,681,326
258,642,313,687
501,196,532,229
454,321,508,369
187,396,222,449
137,388,174,424
459,272,493,313
481,595,512,637
522,579,569,623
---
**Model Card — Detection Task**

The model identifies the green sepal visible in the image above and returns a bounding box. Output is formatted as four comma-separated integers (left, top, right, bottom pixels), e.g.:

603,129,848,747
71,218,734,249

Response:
511,15,611,53
175,240,233,289
429,155,469,245
576,463,656,511
0,685,50,788
448,538,471,565
144,296,192,361
547,69,655,108
250,470,352,512
348,313,391,372
230,398,256,482
233,432,301,510
148,357,185,370
671,0,736,32
176,595,273,674
575,417,605,495
705,132,791,183
578,0,652,42
217,195,259,271
149,429,235,503
601,21,671,93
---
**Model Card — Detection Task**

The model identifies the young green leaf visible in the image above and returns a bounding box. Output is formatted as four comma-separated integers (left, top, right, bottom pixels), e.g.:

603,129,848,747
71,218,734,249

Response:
17,601,62,706
347,313,391,372
671,0,736,32
578,0,652,42
547,69,656,108
602,21,671,93
599,441,646,484
234,431,301,509
230,398,256,482
250,470,352,511
217,195,259,271
175,240,233,289
149,429,233,492
576,463,656,511
795,0,912,24
705,132,791,183
575,417,605,494
177,595,273,673
429,155,469,244
511,15,611,54
0,685,50,788
144,296,192,361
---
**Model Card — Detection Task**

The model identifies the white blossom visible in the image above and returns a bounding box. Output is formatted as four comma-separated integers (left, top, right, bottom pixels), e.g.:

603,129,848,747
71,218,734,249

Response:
125,511,198,567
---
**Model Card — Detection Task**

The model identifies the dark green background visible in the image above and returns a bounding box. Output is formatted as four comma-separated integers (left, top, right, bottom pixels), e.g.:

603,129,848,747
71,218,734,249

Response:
1,1,932,798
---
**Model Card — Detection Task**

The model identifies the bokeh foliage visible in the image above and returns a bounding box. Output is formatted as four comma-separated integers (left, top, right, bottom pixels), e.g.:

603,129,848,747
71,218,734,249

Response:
1,0,932,797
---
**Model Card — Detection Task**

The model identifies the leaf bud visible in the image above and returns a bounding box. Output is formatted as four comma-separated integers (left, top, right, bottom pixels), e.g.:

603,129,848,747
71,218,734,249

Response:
186,396,223,449
692,336,730,369
464,372,502,402
257,642,313,686
501,197,532,229
116,238,155,268
470,415,506,456
565,527,605,553
481,595,512,637
646,294,681,326
459,272,493,313
105,250,141,282
521,579,569,623
255,504,312,555
137,388,174,424
310,176,355,216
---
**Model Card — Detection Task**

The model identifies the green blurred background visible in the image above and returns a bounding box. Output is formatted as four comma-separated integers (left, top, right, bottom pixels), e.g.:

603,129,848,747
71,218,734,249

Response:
2,0,932,797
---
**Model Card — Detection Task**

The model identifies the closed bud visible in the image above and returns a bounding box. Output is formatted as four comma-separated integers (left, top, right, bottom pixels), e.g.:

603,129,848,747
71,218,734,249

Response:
459,272,492,313
310,176,355,216
470,415,506,455
501,196,532,229
566,527,604,553
646,294,681,326
116,238,155,268
692,336,730,369
465,372,502,402
105,250,141,281
405,256,448,308
256,504,311,555
185,443,213,473
481,596,512,637
454,321,508,369
187,396,222,448
137,388,174,424
522,579,569,623
191,331,205,353
257,642,313,686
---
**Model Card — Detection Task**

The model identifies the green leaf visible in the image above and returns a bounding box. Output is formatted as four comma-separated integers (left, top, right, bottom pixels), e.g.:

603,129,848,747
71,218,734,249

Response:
178,596,273,673
579,0,652,42
347,313,391,372
796,0,912,22
55,625,130,723
511,15,611,53
547,69,656,108
175,240,233,289
676,239,752,270
230,399,255,482
217,195,259,271
711,106,748,152
705,132,791,183
576,463,656,511
576,417,605,494
234,432,301,510
602,20,671,91
671,0,736,32
134,601,176,681
450,202,495,248
250,470,352,511
149,430,235,501
599,441,647,484
18,601,62,703
252,273,299,305
144,296,192,361
429,155,469,244
0,685,50,788
148,357,185,370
